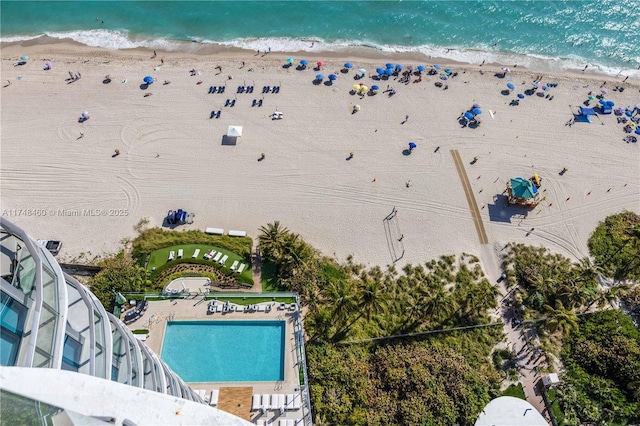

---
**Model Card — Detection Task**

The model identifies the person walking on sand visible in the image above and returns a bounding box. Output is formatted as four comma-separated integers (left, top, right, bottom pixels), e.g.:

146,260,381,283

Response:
398,234,404,242
78,132,84,139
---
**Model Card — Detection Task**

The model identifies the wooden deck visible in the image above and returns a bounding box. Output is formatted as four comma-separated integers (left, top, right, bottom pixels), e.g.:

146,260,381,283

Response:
218,386,253,421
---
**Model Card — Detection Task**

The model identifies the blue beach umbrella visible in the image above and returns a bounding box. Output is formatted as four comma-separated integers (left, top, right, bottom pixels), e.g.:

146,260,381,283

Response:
517,93,525,99
417,65,426,72
376,67,385,75
385,68,394,76
408,142,417,149
300,59,308,66
316,74,324,80
20,55,29,61
507,82,515,90
464,111,475,120
598,99,606,105
143,76,153,84
328,73,337,81
371,85,379,90
433,64,441,70
385,63,394,69
472,108,482,115
286,57,294,64
344,62,353,69
395,64,404,70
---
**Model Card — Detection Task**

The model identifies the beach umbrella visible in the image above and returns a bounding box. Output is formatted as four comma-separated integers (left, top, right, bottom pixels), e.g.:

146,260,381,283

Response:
359,85,368,93
517,93,525,99
344,62,353,69
20,55,29,61
300,59,308,66
316,61,325,67
502,67,511,73
286,57,294,64
316,74,324,80
433,64,441,70
357,68,366,74
81,111,89,119
600,88,608,94
605,100,614,107
472,103,481,108
588,95,595,100
598,99,606,105
417,65,426,72
353,104,361,111
464,111,475,120
408,142,417,150
507,82,515,90
531,82,539,88
472,108,482,115
376,67,385,75
371,85,379,90
440,74,449,80
385,68,394,76
395,64,404,70
328,73,337,81
444,68,452,74
385,63,394,69
143,76,153,84
353,84,361,91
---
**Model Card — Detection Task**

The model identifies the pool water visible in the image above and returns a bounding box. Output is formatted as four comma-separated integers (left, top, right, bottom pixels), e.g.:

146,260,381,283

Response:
161,320,285,382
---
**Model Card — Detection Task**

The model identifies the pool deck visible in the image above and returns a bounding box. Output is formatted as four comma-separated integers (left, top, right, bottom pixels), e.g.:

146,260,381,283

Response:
126,298,305,425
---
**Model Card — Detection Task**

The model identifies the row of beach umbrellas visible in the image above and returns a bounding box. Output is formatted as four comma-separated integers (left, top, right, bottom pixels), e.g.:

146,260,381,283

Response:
288,58,445,75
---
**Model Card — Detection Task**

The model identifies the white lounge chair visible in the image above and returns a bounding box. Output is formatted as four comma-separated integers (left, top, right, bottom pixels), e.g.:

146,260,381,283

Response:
168,251,175,261
255,420,265,426
261,394,271,411
277,394,286,411
213,252,222,262
236,263,246,274
258,305,266,312
285,394,295,410
252,394,261,411
219,254,228,265
230,260,239,271
292,393,301,410
204,249,216,260
177,249,183,258
209,389,219,406
192,249,200,258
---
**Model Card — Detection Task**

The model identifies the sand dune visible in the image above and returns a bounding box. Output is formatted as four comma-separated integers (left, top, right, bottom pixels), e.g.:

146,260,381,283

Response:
1,41,638,268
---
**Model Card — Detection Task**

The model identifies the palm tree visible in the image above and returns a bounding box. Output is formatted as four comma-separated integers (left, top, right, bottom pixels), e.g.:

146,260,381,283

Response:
574,258,603,283
258,221,289,262
423,288,455,324
543,301,579,337
358,280,388,322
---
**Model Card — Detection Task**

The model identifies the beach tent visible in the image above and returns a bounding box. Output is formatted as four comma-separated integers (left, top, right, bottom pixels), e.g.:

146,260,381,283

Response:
226,126,243,144
577,107,595,123
510,177,536,199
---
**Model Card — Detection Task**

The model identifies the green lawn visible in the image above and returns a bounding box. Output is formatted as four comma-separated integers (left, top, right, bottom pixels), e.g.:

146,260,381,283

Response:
501,383,526,400
147,244,252,282
260,261,279,292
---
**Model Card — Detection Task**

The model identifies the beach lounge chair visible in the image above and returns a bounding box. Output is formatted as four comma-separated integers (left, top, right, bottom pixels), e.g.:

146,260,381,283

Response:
285,394,295,410
204,249,216,260
213,252,222,262
192,249,200,258
208,389,219,406
265,303,272,312
258,99,263,107
255,421,265,426
219,254,228,265
177,249,183,258
292,393,301,410
261,394,271,411
230,260,239,271
168,251,175,261
289,303,297,311
208,304,216,314
215,110,221,119
236,263,246,274
258,304,266,312
252,394,261,411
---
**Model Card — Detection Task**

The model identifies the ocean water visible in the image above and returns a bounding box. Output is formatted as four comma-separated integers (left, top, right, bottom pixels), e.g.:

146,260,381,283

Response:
1,1,639,75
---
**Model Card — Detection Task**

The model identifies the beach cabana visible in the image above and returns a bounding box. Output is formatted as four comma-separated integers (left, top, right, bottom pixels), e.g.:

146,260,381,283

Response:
577,107,596,123
226,125,243,145
506,177,540,207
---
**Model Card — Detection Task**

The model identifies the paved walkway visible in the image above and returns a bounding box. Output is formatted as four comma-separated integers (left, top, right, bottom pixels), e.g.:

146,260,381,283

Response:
451,150,488,244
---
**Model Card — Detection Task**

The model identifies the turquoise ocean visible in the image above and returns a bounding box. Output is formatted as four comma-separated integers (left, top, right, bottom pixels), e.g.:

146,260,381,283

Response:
1,1,638,76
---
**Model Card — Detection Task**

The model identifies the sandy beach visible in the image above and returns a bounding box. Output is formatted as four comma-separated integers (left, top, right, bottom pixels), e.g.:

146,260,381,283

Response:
1,40,639,269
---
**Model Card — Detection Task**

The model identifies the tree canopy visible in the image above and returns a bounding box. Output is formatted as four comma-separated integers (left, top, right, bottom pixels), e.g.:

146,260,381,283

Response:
588,211,640,280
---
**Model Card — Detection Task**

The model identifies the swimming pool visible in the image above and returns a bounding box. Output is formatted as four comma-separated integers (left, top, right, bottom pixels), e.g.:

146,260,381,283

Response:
161,320,285,382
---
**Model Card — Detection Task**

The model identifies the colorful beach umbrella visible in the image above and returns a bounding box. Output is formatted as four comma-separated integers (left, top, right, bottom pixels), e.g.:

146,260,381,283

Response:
20,55,29,61
376,67,385,75
417,65,426,72
359,85,368,93
444,68,452,74
408,142,417,149
300,59,308,66
464,111,475,120
344,62,353,69
316,61,325,67
433,64,441,70
143,76,153,84
352,84,360,91
316,74,324,80
472,108,482,115
395,64,404,70
385,69,394,75
507,82,515,90
328,73,337,81
286,57,294,64
385,63,394,69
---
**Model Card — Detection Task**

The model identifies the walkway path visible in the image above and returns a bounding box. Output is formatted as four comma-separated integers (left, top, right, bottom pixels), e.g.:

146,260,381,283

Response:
451,150,488,244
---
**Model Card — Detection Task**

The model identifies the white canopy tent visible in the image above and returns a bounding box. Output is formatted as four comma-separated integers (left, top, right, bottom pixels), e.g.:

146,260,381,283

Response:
225,126,243,145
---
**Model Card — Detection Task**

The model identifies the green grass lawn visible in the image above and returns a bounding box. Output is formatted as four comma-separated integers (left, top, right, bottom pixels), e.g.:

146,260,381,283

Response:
501,383,526,400
148,244,252,282
260,261,279,292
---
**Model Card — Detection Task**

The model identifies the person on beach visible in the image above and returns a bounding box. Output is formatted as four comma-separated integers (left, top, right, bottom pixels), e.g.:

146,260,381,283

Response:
78,132,84,139
152,50,157,58
6,80,11,86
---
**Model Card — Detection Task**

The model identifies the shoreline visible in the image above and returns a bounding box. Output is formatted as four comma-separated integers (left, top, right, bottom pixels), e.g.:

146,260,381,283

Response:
2,41,638,268
2,35,639,82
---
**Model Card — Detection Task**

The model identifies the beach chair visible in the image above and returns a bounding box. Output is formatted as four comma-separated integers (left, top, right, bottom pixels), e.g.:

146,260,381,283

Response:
292,393,301,410
236,263,246,274
209,389,219,406
205,249,216,260
177,249,183,258
168,251,175,261
285,394,295,410
258,304,266,312
213,252,222,262
208,304,216,314
255,420,265,426
252,394,261,411
192,249,200,258
215,110,221,119
219,254,229,265
261,394,271,411
230,260,239,271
